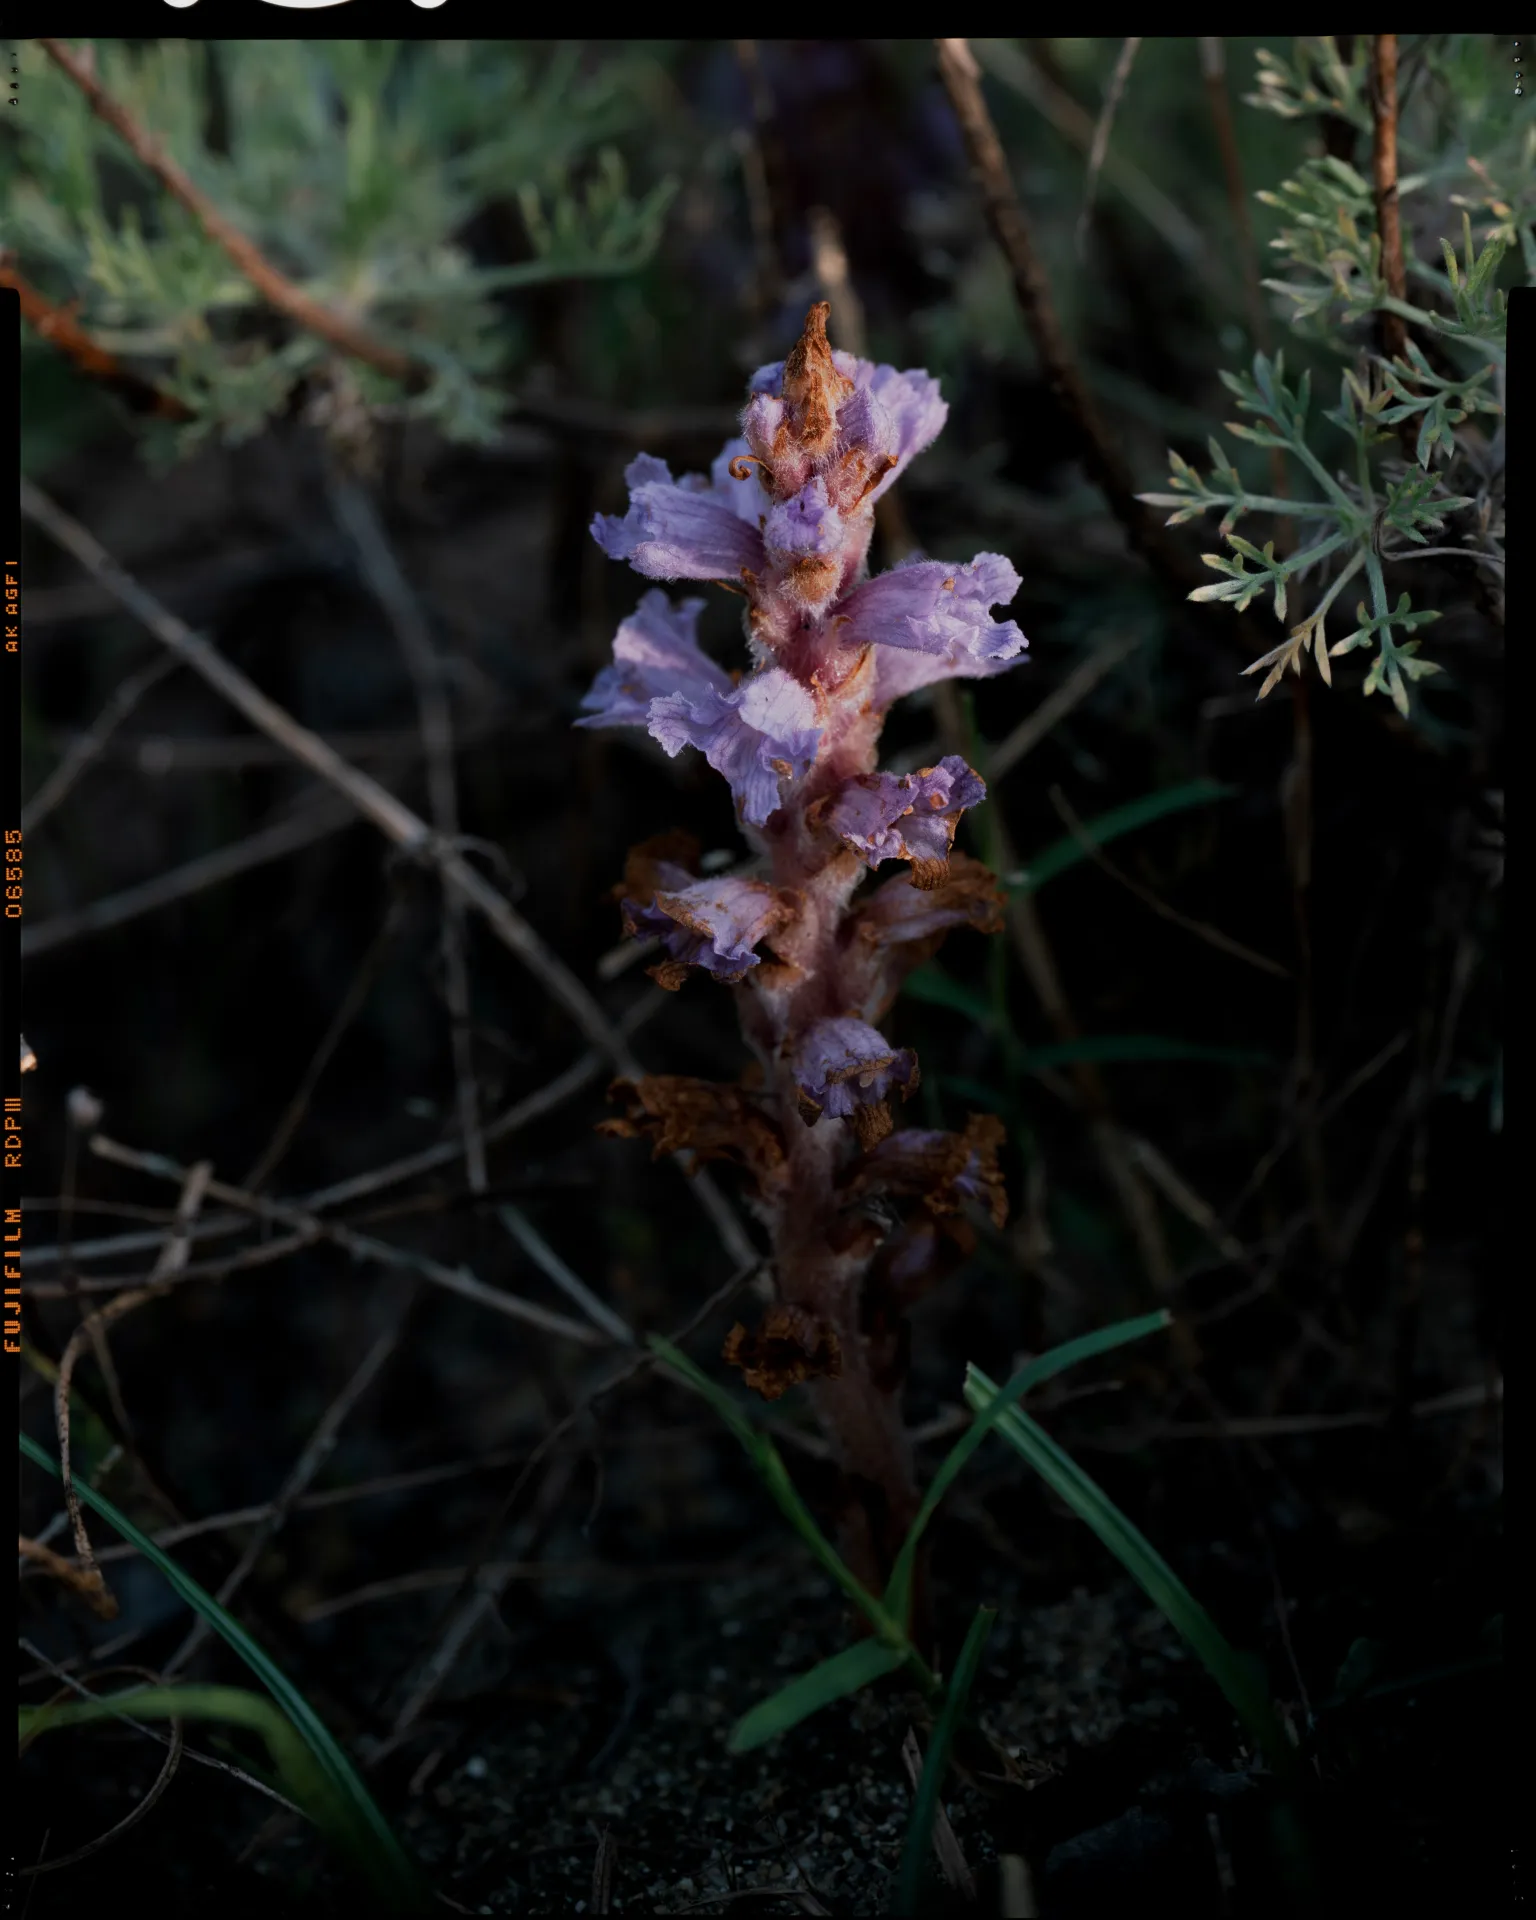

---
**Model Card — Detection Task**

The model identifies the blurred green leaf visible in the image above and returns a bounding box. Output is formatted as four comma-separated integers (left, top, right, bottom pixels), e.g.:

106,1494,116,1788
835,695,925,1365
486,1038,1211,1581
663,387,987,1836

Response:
962,1366,1294,1776
895,1606,997,1916
1006,779,1235,893
883,1311,1171,1629
18,1432,426,1910
727,1640,907,1755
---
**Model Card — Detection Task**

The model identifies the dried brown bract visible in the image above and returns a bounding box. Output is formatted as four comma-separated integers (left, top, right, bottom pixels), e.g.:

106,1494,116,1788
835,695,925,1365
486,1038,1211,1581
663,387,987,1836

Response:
722,1304,843,1400
846,1112,1009,1230
598,1075,787,1192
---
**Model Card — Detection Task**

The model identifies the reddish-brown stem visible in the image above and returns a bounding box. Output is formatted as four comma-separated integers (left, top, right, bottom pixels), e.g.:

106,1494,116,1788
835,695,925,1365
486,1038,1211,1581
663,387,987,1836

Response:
934,37,1203,600
1370,35,1409,365
1,249,191,420
39,38,420,385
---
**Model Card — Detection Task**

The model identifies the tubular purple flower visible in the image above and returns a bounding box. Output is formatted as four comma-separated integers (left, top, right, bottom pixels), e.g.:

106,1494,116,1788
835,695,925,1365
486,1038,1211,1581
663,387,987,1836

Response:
592,453,766,581
857,364,947,498
623,872,795,988
815,755,986,888
764,476,841,559
791,1016,919,1136
574,591,725,731
838,552,1025,658
648,665,821,827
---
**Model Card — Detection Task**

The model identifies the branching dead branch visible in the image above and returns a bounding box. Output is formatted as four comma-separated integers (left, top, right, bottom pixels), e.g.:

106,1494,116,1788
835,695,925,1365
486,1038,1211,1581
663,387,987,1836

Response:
20,478,757,1270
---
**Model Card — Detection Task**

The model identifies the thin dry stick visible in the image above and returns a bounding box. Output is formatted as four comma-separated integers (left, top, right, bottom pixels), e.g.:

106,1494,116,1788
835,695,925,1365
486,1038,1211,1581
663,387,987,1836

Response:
242,893,407,1192
327,474,486,1194
52,710,516,776
242,890,407,1190
1155,1378,1501,1442
23,997,667,1277
22,795,355,957
1199,38,1294,554
1198,39,1272,358
381,1451,580,1747
1222,1029,1409,1232
59,1092,133,1443
22,651,179,833
900,1725,977,1899
17,1642,307,1819
87,1132,609,1348
989,808,1178,1307
38,40,417,384
1075,37,1142,260
19,479,756,1271
973,40,1207,269
498,1205,635,1347
162,1289,415,1677
1392,917,1476,1431
1282,673,1335,1265
1128,1136,1251,1269
61,1450,534,1564
1371,34,1409,364
17,1532,119,1617
0,248,193,422
934,38,1200,596
298,1554,756,1624
383,1257,762,1742
986,630,1141,783
1046,784,1291,979
50,1160,212,1623
17,1691,185,1876
26,1232,314,1299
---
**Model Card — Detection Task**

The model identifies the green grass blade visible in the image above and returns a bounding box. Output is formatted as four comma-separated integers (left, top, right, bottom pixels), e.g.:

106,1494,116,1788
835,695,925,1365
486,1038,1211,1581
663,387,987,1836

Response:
21,1685,334,1827
1008,778,1235,893
901,965,995,1026
18,1431,426,1910
647,1337,925,1670
909,962,1270,1081
727,1639,907,1755
883,1312,1171,1628
894,1605,998,1916
961,1370,1293,1774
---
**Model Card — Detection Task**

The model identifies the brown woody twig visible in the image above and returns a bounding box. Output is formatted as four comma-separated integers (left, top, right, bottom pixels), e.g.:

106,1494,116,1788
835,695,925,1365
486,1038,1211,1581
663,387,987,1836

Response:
1371,35,1409,364
1,248,192,421
39,39,419,385
934,38,1202,600
19,477,757,1272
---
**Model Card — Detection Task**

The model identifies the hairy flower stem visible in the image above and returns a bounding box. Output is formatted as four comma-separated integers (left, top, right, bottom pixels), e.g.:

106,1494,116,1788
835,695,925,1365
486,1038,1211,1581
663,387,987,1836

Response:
774,1108,920,1597
581,303,1027,1643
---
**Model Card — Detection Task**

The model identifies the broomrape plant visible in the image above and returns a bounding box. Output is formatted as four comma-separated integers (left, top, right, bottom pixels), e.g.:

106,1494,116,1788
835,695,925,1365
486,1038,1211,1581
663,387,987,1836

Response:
578,304,1025,1595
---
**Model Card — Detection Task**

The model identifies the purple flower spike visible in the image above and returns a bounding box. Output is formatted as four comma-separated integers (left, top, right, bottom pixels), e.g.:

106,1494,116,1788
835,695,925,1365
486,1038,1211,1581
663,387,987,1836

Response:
649,666,822,827
576,592,726,731
592,453,766,581
792,1015,919,1145
817,755,986,888
624,873,795,990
